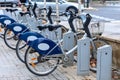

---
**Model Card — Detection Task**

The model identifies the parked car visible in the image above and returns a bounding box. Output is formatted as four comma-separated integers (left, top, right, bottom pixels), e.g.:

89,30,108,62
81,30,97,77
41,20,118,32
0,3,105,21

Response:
30,0,82,14
0,0,19,7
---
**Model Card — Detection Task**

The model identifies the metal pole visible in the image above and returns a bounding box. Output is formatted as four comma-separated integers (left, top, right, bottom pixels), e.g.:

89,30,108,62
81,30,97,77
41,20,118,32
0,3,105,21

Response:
5,0,6,7
44,0,46,18
56,0,59,24
78,0,81,14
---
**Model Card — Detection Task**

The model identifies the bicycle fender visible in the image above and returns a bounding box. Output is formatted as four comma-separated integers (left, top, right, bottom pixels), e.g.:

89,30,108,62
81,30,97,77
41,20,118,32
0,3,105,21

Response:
28,38,62,56
0,17,16,26
0,15,9,19
18,32,44,42
6,23,30,35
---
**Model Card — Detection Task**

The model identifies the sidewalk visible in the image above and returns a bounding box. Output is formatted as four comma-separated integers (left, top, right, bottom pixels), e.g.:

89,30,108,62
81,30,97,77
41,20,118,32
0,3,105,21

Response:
102,21,120,41
0,37,96,80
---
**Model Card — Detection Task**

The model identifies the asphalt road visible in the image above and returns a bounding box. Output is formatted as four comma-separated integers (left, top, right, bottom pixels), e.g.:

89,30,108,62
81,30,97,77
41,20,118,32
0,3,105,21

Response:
84,5,120,21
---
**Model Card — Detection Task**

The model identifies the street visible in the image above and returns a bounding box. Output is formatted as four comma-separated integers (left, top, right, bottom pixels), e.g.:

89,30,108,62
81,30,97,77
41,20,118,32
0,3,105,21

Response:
84,6,120,21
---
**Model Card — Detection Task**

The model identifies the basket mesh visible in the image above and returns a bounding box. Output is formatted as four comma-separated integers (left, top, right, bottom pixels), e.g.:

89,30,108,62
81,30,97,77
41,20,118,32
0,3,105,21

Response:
89,21,105,37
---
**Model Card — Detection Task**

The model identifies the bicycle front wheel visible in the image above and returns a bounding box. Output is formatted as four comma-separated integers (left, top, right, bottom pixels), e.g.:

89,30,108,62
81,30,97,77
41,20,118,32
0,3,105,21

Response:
25,47,59,76
91,38,108,59
90,38,108,72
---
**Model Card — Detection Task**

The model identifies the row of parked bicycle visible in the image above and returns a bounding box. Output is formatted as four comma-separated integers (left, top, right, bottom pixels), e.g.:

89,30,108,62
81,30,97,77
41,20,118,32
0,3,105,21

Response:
0,2,107,76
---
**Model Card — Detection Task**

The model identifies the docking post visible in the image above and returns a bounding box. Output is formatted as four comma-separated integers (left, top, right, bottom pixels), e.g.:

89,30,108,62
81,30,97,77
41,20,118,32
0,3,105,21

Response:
77,37,90,75
97,45,112,80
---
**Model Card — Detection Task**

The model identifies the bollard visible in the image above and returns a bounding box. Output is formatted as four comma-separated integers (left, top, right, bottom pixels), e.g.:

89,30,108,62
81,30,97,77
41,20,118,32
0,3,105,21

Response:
63,31,74,66
77,37,90,76
97,45,112,80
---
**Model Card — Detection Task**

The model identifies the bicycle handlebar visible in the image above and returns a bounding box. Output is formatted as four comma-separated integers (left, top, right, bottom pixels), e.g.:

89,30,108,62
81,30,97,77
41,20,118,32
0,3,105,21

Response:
60,11,92,36
59,10,76,17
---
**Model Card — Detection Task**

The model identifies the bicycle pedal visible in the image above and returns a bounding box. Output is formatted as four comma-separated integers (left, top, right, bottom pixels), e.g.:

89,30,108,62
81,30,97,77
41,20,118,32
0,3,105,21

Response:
62,64,67,68
30,49,36,53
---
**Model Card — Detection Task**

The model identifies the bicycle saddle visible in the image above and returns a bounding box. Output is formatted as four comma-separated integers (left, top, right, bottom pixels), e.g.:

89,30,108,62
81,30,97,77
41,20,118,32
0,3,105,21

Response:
0,15,9,19
6,23,30,35
0,17,16,26
6,8,18,12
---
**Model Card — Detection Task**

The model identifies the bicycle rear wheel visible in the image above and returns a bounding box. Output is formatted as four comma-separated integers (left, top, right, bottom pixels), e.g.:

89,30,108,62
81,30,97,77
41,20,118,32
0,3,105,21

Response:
4,28,18,50
16,39,28,63
24,47,59,76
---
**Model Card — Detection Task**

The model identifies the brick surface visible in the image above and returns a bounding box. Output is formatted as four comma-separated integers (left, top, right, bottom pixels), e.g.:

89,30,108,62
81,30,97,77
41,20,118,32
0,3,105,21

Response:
0,37,96,80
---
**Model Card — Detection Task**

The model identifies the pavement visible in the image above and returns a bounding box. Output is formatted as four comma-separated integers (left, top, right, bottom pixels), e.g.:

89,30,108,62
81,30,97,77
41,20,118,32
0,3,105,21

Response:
102,21,120,41
0,37,97,80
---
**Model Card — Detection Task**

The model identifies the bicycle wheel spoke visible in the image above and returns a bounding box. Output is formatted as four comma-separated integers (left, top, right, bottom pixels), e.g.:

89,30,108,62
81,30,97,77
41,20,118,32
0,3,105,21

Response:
16,40,28,63
4,29,17,50
25,47,59,76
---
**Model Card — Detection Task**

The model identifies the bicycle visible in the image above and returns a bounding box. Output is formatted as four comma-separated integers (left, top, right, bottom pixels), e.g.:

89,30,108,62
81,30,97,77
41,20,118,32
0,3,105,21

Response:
24,13,107,76
0,10,19,39
15,7,68,63
0,15,14,38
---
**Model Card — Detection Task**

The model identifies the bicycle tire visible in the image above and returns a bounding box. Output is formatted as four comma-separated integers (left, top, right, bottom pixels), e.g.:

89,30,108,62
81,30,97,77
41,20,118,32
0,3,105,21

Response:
24,46,59,76
90,38,108,72
91,38,108,59
61,25,68,38
4,28,17,50
16,39,28,63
